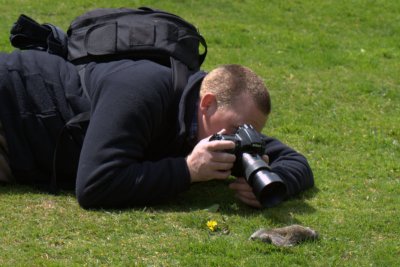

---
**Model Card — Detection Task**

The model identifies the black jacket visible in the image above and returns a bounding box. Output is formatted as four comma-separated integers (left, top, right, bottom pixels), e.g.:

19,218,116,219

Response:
0,50,314,209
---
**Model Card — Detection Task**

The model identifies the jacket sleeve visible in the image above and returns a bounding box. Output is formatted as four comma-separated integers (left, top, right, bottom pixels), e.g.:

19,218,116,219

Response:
264,136,314,198
75,61,191,209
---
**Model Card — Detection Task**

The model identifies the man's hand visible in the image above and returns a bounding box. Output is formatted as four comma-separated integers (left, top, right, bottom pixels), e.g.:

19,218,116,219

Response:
186,136,236,183
228,154,270,209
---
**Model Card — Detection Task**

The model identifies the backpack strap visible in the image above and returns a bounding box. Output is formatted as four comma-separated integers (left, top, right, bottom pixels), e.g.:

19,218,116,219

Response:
10,14,68,58
43,23,68,58
178,33,208,68
170,58,190,97
77,65,90,100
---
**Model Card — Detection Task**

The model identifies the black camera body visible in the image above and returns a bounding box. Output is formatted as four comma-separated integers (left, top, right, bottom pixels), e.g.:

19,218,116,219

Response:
209,124,267,177
209,124,287,208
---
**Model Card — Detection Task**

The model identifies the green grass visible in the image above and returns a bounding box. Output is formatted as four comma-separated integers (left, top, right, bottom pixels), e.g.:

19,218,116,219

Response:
1,0,399,266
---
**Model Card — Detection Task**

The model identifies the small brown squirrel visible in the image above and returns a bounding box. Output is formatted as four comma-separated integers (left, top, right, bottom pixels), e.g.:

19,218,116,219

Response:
249,224,319,247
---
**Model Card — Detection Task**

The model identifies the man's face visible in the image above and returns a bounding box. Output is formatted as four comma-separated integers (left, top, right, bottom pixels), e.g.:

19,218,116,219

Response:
197,92,267,140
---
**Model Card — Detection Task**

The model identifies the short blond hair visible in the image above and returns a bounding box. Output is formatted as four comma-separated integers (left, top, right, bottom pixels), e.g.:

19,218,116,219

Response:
200,64,271,115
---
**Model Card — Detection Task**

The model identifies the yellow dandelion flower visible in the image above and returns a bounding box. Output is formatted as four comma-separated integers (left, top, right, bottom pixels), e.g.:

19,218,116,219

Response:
206,220,218,232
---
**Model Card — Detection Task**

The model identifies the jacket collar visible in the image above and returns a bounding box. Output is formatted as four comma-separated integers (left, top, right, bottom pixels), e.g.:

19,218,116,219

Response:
177,70,206,150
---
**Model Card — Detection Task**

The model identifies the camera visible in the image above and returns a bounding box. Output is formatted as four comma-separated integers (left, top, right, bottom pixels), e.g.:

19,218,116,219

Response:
209,124,287,208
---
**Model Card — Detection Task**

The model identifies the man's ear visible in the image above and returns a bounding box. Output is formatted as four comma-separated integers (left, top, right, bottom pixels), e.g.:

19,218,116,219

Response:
199,93,218,116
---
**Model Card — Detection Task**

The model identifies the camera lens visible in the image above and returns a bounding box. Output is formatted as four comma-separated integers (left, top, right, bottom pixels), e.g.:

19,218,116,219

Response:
242,153,287,208
251,171,287,208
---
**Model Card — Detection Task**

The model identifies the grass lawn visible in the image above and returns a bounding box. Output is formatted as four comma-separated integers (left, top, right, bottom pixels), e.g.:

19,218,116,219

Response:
0,0,399,266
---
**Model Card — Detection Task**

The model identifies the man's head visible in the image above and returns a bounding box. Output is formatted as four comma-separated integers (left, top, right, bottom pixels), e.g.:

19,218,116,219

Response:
197,64,271,140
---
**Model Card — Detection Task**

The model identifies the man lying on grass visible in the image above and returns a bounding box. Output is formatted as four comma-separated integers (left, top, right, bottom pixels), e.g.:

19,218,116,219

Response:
0,50,314,209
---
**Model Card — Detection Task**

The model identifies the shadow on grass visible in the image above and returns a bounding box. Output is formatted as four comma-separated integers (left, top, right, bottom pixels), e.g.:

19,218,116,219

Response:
0,181,318,225
154,180,319,224
0,182,75,197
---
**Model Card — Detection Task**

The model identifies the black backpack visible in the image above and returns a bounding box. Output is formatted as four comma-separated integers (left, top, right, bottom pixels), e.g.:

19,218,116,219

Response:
10,6,207,92
9,7,207,192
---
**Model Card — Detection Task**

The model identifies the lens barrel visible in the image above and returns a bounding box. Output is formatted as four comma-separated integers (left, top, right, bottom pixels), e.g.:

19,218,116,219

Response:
242,153,287,208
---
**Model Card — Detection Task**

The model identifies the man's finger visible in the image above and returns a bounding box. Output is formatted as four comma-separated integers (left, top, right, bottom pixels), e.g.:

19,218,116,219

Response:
228,178,252,191
211,151,236,163
235,190,256,199
217,129,227,134
210,161,234,171
262,154,270,164
235,193,262,208
207,140,236,151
